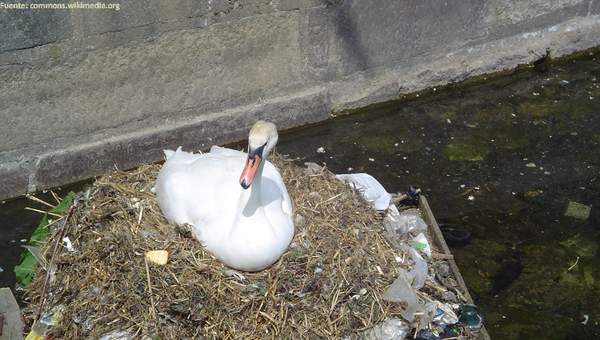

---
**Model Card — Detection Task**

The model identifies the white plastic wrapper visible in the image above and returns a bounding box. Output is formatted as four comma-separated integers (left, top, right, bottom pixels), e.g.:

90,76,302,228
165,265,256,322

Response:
364,317,411,340
412,233,432,257
403,245,428,289
383,269,421,322
336,173,391,210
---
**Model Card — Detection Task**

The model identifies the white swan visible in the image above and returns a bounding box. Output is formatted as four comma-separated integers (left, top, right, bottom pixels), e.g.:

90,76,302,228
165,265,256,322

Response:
154,121,294,271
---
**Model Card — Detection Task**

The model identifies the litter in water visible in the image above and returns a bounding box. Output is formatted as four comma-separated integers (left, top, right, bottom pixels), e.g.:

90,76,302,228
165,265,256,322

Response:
564,201,591,220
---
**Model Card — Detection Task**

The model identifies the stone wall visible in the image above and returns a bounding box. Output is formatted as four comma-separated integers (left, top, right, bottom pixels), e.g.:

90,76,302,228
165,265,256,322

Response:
1,0,600,199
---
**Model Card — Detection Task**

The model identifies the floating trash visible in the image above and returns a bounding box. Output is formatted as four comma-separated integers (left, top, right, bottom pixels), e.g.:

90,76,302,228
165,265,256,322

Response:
439,225,472,247
564,201,591,220
582,314,589,325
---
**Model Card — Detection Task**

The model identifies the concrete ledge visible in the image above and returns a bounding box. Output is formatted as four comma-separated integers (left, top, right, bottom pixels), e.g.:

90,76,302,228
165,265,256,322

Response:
329,15,600,112
1,0,600,200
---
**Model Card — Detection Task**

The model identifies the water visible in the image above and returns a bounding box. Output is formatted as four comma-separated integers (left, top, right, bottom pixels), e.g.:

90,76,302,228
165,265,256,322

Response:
0,183,88,290
1,53,599,338
276,55,600,339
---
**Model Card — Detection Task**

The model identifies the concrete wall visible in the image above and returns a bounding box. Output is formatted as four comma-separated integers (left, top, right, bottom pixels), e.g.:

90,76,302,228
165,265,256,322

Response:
1,0,600,200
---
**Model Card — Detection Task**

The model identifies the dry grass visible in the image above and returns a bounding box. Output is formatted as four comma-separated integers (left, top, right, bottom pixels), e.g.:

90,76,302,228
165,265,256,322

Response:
23,155,417,339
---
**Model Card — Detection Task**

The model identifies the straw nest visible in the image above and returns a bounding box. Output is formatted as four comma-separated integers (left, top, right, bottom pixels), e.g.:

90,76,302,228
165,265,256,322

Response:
23,155,414,339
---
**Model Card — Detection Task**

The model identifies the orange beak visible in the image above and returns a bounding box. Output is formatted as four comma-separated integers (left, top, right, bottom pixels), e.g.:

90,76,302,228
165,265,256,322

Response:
239,154,262,189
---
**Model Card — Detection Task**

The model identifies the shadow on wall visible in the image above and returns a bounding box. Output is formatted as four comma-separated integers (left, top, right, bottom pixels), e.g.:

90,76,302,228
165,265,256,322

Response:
333,1,372,71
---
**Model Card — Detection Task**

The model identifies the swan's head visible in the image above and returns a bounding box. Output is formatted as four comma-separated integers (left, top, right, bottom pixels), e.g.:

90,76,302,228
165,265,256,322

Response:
239,120,278,189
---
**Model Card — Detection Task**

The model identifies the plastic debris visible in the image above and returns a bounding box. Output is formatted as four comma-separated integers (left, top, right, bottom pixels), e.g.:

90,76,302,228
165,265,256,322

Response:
415,328,440,340
0,266,3,273
294,214,306,226
394,186,422,206
336,173,391,210
304,162,324,175
432,302,459,327
223,269,247,282
582,314,589,325
458,304,483,330
25,305,66,339
383,269,421,321
564,201,591,220
363,318,411,340
62,236,75,252
145,250,169,265
525,162,536,168
441,324,460,337
413,233,432,257
384,205,428,235
440,291,457,303
40,304,64,327
99,330,133,340
559,79,570,85
316,146,326,153
21,246,46,268
434,261,451,280
404,245,428,289
25,329,44,340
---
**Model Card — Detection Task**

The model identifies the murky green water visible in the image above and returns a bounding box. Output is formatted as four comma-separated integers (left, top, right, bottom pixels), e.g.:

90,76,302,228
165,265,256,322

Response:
0,184,88,290
276,54,600,339
1,53,599,339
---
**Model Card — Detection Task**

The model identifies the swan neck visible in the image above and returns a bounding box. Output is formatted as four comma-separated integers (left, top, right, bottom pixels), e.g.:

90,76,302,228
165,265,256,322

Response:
251,160,265,196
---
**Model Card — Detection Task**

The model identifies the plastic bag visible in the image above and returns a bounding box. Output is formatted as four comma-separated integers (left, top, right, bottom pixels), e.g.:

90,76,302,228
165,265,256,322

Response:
383,269,421,321
336,173,391,210
403,245,428,289
384,205,428,235
364,318,411,340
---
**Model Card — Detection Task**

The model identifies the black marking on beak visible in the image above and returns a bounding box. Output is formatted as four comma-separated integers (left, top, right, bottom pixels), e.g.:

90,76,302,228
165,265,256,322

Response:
241,178,250,189
248,141,267,158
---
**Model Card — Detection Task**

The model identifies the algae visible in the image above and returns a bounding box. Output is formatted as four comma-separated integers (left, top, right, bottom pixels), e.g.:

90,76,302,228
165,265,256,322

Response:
358,134,398,154
560,234,598,258
443,142,489,161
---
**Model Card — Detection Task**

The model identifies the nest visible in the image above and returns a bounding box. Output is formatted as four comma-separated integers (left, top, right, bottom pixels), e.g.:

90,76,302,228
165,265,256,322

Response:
23,155,417,339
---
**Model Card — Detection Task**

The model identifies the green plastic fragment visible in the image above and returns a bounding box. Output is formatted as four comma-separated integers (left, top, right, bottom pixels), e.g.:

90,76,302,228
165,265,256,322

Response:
414,242,427,250
14,192,75,287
